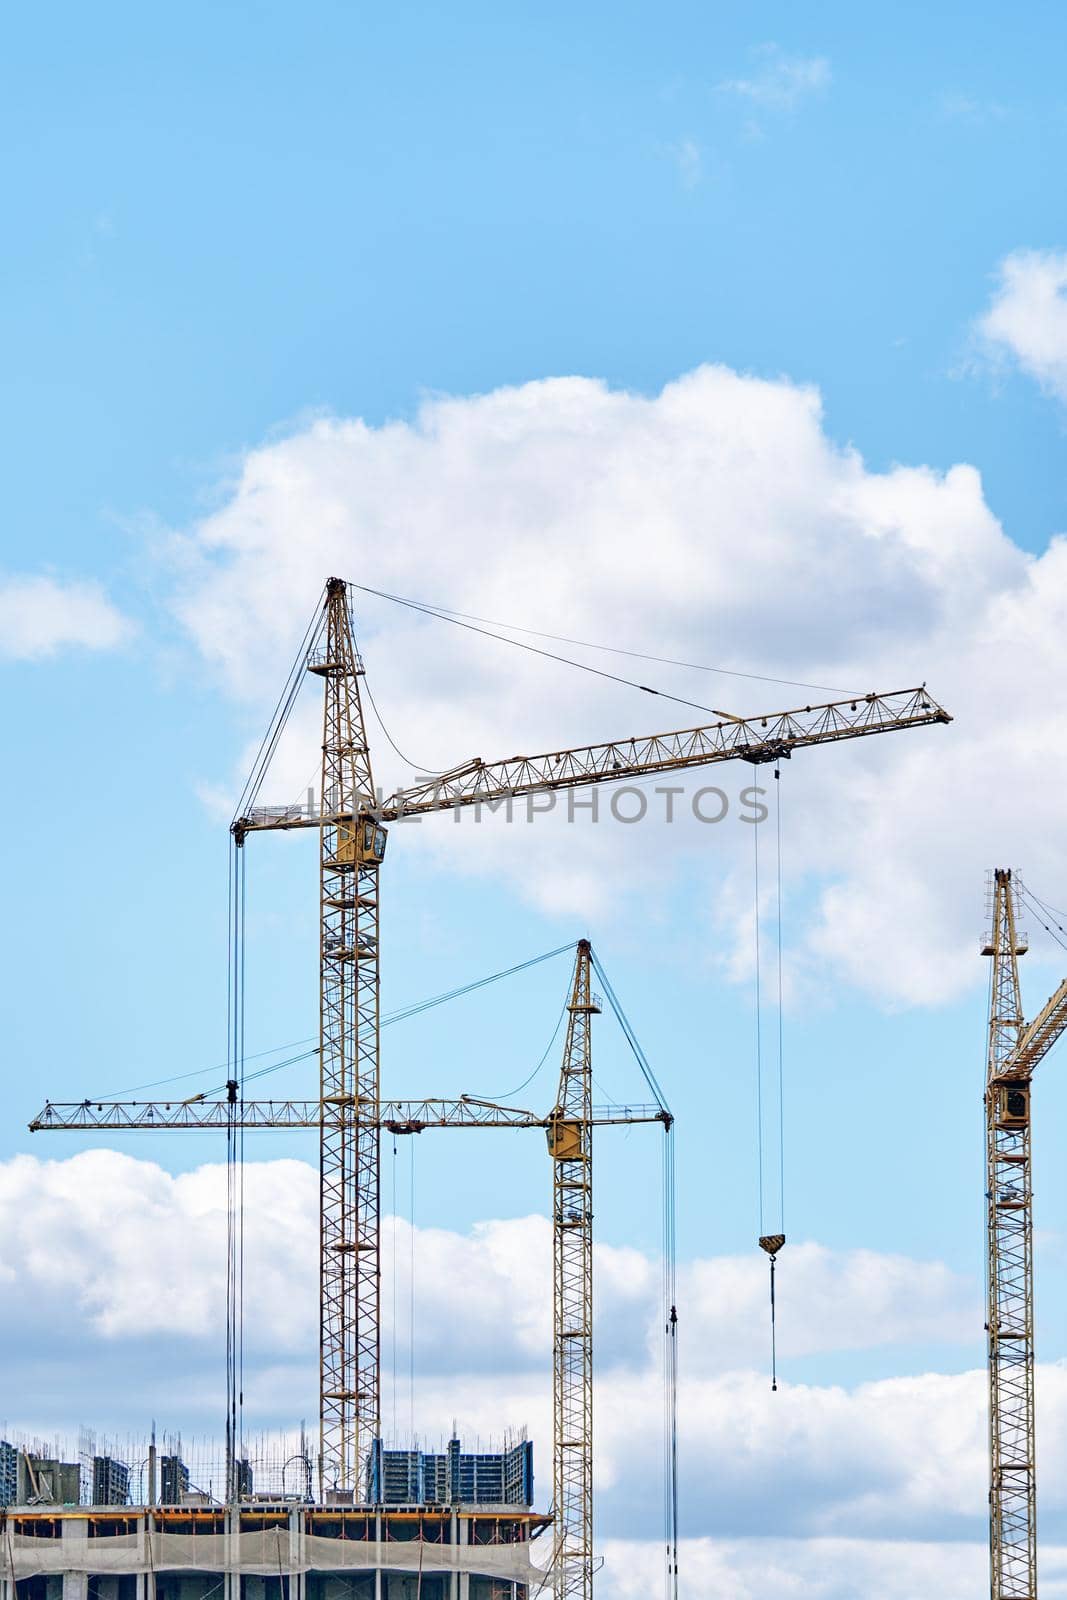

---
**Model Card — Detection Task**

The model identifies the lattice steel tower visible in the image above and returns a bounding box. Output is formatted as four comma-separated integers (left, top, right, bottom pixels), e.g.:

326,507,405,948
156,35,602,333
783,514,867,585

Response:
985,867,1032,1599
549,940,599,1600
309,579,385,1491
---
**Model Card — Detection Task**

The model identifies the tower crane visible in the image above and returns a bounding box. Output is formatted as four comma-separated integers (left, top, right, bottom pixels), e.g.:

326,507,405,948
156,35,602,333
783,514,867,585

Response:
33,940,655,1600
225,577,948,1500
33,576,950,1599
984,869,1067,1600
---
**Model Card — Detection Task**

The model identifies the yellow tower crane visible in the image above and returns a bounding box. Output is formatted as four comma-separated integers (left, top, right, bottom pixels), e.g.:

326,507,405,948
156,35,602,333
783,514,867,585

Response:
33,939,658,1600
984,868,1067,1600
226,576,948,1505
35,576,950,1600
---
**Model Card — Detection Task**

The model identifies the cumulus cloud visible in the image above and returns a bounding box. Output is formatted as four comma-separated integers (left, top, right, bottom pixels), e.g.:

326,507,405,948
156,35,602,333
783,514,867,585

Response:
0,572,131,660
718,45,831,113
0,1152,991,1539
171,364,1067,1007
0,1153,974,1374
600,1536,999,1600
978,249,1067,401
11,1150,1067,1588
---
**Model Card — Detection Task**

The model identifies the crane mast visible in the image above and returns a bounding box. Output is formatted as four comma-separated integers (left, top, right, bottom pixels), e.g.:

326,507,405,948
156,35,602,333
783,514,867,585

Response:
984,870,1067,1600
309,577,383,1494
985,868,1032,1599
550,941,598,1600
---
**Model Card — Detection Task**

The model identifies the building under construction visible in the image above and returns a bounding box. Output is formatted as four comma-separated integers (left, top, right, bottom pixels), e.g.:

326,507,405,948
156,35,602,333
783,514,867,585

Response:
0,1436,548,1599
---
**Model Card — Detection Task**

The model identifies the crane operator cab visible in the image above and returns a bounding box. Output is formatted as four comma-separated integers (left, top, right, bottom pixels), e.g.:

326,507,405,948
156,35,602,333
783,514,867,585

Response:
994,1080,1030,1127
334,817,388,866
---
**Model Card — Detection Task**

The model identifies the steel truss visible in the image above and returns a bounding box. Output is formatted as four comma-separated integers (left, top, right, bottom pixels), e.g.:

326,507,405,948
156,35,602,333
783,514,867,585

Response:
551,941,597,1600
313,579,380,1493
986,868,1034,1599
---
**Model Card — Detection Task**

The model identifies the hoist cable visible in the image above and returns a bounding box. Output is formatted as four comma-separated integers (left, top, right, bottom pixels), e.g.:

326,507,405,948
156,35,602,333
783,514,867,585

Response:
582,945,677,1598
382,943,577,1024
1019,883,1067,957
104,944,578,1104
390,1136,398,1444
471,1001,568,1101
233,585,327,823
349,582,857,697
349,583,742,723
238,851,247,1474
587,951,671,1114
1020,882,1067,925
769,1254,779,1393
224,838,243,1500
662,1121,679,1600
409,1140,416,1451
755,770,787,1392
97,1038,320,1100
775,763,785,1233
753,792,765,1238
224,844,234,1499
362,672,439,774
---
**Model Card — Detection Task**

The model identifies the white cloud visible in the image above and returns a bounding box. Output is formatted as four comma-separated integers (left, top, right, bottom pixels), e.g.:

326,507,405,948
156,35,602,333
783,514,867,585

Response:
0,1153,974,1372
13,1150,1067,1584
978,249,1067,401
600,1537,1000,1600
0,572,131,660
0,1151,990,1540
171,363,1067,1007
718,45,831,113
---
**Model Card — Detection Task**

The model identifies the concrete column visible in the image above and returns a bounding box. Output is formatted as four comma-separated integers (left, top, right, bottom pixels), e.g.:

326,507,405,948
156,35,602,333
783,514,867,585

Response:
374,1512,381,1600
224,1507,238,1600
457,1517,469,1600
60,1517,88,1600
144,1515,156,1600
288,1506,304,1600
448,1511,458,1600
60,1572,87,1600
134,1510,146,1600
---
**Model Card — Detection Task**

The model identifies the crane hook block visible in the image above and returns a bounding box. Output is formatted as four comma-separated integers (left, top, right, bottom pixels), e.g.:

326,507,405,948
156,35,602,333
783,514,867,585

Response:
759,1235,785,1392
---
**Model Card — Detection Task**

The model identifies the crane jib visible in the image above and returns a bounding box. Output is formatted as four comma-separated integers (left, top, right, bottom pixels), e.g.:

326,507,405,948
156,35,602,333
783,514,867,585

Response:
380,686,950,819
230,686,950,838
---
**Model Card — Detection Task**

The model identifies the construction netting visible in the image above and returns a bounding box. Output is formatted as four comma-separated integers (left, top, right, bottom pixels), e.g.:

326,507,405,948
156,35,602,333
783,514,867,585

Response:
3,1528,552,1587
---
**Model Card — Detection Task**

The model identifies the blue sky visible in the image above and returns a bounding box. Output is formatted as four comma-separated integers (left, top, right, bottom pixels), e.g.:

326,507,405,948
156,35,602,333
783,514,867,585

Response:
4,0,1067,566
5,5,1067,1594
